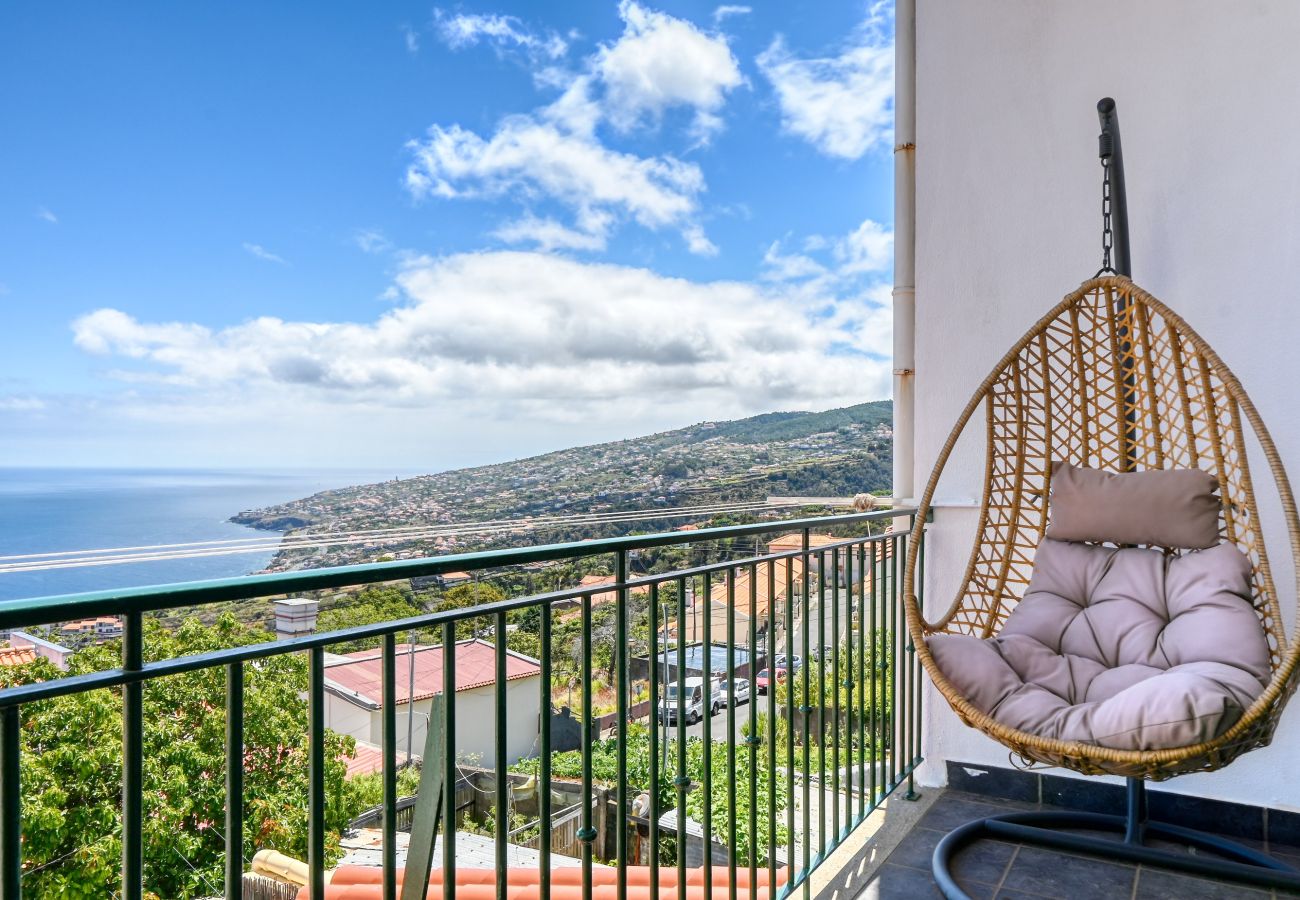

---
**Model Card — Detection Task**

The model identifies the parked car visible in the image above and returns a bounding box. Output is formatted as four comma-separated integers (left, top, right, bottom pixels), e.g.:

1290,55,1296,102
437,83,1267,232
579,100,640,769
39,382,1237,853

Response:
725,677,751,706
755,667,788,695
659,677,722,724
774,654,803,670
810,645,836,662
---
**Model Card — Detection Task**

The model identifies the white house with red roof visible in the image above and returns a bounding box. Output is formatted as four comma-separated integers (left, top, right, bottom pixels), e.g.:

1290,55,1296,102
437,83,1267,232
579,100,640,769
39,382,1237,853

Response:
323,638,543,768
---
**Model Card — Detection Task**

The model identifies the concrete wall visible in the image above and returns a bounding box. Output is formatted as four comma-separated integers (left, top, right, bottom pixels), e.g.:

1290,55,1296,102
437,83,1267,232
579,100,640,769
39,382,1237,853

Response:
328,676,543,769
912,0,1300,810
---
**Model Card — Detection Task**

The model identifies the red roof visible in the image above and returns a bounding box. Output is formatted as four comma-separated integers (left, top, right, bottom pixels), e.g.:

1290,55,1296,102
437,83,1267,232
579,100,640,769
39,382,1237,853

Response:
325,639,540,707
0,645,36,667
344,742,387,778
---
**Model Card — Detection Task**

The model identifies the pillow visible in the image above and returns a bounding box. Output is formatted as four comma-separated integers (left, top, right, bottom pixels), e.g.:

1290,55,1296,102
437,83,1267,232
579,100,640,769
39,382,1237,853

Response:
1046,461,1221,549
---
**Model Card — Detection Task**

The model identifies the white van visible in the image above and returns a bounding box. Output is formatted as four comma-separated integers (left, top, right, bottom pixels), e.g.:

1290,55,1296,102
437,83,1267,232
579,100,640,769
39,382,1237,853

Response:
659,677,721,725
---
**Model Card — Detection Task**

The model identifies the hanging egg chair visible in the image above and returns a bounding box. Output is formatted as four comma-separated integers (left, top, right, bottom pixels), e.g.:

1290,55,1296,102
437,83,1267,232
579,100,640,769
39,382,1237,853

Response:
901,100,1300,897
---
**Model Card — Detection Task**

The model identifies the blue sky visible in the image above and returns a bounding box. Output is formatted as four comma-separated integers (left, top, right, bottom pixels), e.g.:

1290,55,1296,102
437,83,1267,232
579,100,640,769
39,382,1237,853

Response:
0,2,895,470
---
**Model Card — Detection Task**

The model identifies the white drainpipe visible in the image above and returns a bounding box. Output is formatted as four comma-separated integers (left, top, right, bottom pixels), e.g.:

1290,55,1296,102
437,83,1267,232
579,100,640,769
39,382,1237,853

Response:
892,0,917,504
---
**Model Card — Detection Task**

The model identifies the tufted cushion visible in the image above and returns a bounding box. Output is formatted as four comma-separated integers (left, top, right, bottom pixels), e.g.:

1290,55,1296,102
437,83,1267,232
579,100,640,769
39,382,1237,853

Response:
929,538,1270,751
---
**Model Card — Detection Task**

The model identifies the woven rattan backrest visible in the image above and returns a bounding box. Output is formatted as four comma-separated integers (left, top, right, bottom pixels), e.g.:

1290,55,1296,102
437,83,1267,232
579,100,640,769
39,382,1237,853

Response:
931,278,1286,670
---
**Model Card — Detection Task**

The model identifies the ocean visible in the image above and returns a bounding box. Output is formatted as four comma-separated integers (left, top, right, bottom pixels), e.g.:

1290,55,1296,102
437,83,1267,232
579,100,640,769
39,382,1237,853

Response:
0,468,410,603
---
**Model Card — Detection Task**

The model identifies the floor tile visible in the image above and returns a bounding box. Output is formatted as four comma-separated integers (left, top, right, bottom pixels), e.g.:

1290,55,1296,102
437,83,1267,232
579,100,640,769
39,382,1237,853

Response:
998,845,1137,900
917,794,1036,833
882,824,1016,888
1134,866,1271,899
857,862,946,899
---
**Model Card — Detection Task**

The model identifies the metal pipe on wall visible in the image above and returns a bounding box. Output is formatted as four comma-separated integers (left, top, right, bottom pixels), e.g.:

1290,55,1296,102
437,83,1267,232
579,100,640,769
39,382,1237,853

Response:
892,0,917,503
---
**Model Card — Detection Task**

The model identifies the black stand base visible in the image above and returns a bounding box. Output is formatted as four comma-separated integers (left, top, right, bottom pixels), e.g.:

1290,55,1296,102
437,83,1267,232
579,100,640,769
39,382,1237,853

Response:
933,777,1300,899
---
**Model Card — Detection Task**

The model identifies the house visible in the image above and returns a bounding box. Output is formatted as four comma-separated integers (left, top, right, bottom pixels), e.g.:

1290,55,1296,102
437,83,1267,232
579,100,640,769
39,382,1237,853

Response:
323,638,542,768
57,615,122,643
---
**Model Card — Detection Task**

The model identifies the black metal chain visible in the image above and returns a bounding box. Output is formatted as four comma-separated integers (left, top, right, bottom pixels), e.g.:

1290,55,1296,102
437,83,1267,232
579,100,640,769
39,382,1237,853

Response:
1100,156,1114,274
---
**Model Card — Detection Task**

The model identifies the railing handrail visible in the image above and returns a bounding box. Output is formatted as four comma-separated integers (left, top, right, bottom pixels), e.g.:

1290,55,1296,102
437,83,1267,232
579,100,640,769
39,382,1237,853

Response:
0,507,913,630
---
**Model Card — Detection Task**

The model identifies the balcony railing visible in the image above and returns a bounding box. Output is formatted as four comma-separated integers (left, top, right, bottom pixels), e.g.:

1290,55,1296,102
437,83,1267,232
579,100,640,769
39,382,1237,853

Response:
0,508,924,900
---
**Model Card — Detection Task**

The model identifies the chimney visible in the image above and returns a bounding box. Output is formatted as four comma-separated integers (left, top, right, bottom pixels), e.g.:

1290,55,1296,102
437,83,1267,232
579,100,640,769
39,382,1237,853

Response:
273,598,319,640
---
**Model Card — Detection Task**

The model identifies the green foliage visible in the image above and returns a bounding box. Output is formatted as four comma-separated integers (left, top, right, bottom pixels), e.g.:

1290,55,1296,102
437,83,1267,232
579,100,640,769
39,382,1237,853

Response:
2,615,360,899
343,765,423,812
512,724,788,866
317,586,429,651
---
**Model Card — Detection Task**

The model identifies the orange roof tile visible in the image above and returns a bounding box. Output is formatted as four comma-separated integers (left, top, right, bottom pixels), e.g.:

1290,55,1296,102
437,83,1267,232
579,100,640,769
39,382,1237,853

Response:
0,646,36,667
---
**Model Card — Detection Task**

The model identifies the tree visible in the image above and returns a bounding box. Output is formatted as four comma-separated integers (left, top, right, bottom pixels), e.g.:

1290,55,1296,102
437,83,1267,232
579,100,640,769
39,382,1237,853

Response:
2,615,362,899
316,586,429,651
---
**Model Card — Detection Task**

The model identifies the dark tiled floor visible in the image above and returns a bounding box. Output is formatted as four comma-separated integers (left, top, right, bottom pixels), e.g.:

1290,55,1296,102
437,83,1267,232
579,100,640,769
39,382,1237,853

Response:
860,790,1300,899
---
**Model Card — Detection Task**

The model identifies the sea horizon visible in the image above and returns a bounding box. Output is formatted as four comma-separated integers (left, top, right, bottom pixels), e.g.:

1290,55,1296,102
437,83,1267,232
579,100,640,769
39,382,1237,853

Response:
0,466,422,603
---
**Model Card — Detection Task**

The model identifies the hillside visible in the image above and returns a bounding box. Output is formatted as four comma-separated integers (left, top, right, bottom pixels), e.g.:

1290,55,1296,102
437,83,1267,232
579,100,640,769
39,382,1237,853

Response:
232,401,893,571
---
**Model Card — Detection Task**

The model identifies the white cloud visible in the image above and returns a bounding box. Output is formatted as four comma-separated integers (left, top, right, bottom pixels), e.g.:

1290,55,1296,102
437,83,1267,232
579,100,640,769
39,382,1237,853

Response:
406,118,707,253
0,395,44,412
762,218,892,285
36,207,58,224
596,1,743,139
242,242,288,265
410,3,743,252
354,229,392,254
757,10,894,159
71,251,890,416
493,216,607,252
834,219,893,274
401,24,420,54
435,11,567,60
712,5,752,23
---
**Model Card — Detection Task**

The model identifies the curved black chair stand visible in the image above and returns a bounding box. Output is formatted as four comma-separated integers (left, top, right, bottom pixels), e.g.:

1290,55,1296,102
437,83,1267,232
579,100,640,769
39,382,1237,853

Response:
932,778,1300,899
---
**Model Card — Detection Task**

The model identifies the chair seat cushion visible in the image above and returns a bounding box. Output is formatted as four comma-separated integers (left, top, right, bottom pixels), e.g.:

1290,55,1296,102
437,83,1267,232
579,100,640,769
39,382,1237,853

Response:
928,539,1271,751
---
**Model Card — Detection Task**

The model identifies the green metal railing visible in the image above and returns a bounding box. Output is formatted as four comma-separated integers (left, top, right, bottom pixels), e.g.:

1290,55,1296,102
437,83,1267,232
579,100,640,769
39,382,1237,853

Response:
0,508,924,899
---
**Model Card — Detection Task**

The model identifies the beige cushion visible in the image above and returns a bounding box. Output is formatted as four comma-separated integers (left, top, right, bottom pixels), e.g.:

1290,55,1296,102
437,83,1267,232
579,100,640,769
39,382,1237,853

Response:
929,538,1270,751
1046,461,1221,549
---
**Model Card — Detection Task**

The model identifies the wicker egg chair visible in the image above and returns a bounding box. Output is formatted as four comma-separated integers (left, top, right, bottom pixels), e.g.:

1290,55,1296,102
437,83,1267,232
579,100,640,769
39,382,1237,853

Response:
902,275,1300,895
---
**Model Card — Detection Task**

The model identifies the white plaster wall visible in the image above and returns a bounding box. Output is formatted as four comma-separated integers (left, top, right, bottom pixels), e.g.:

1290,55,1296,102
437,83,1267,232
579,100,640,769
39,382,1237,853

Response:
360,677,543,768
913,0,1300,810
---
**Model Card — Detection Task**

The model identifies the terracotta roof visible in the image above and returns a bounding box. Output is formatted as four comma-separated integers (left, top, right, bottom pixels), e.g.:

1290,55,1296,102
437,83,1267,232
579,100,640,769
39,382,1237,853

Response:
296,866,787,898
325,639,540,707
0,645,37,667
766,533,840,551
577,575,650,607
708,558,805,617
344,741,387,778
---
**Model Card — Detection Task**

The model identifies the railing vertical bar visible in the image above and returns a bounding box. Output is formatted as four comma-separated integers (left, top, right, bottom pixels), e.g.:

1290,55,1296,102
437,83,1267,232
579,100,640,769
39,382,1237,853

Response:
870,539,879,809
581,593,594,900
726,569,738,900
615,548,629,900
831,545,841,844
910,523,925,798
676,576,688,900
648,584,660,900
382,634,398,900
785,548,795,899
856,540,867,821
800,529,810,891
746,561,758,900
817,548,827,859
495,611,509,900
308,645,326,900
443,622,458,900
842,544,854,832
122,610,144,900
765,557,777,897
1,704,21,900
888,532,899,793
539,604,553,900
701,569,713,900
226,661,245,900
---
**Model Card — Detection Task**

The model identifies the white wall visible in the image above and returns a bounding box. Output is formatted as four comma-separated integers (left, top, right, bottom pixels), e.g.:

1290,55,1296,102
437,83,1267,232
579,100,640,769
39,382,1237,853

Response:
331,677,543,769
913,0,1300,810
